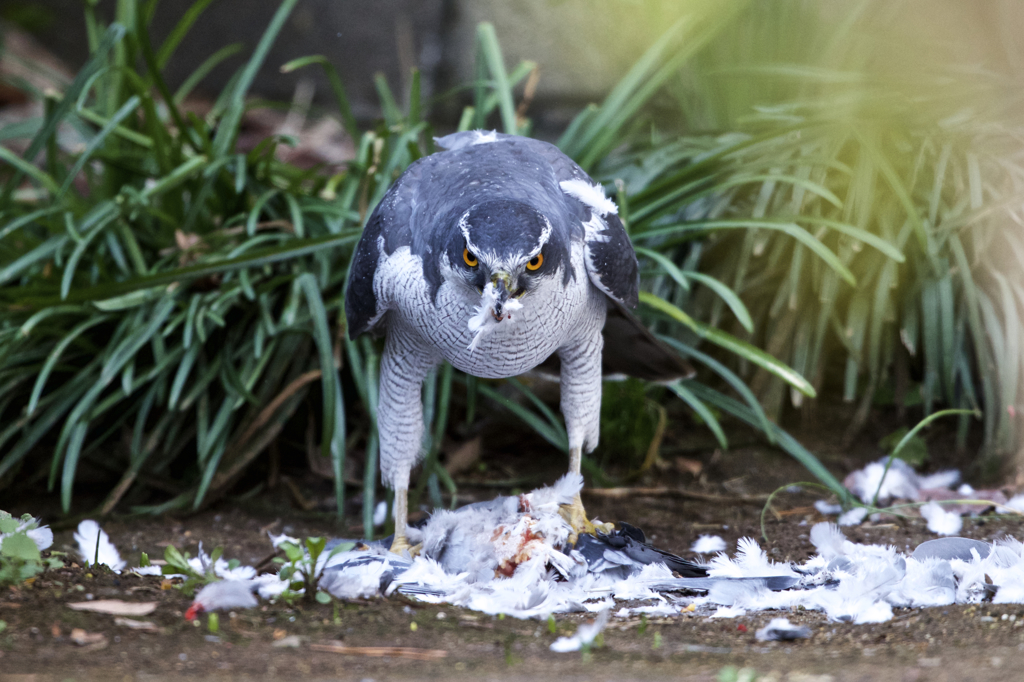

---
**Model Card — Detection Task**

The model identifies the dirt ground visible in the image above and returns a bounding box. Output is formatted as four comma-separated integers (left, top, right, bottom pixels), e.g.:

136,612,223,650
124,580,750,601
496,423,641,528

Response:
4,404,1024,682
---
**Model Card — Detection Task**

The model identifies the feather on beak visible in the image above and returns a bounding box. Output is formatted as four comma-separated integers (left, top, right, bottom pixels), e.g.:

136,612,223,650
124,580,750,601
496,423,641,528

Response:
467,276,523,351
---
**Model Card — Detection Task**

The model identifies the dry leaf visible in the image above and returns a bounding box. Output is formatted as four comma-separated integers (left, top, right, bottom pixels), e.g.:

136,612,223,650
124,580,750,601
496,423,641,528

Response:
444,437,482,476
67,600,158,616
70,628,109,649
674,457,703,476
114,617,161,632
273,635,303,648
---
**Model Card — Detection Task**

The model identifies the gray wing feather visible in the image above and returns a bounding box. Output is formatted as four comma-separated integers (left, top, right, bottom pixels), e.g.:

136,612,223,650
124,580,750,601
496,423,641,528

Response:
583,212,639,308
344,170,417,337
529,142,640,308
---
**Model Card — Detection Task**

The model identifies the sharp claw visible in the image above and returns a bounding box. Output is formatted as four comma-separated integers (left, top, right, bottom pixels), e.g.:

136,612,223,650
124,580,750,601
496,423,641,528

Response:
389,537,422,557
560,497,613,545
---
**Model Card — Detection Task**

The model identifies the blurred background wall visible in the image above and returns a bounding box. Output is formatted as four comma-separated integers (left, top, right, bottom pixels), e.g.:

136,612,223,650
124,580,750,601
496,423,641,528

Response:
3,0,1021,138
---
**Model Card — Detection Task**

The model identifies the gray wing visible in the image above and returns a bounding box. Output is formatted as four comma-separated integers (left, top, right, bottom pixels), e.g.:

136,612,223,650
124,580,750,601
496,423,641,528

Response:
583,211,640,308
526,140,640,308
344,164,421,338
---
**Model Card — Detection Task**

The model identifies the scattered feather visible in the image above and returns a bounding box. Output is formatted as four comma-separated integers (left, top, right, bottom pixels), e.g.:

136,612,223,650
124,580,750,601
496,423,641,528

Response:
913,537,991,562
690,535,727,553
708,537,797,578
131,565,163,577
809,522,848,560
838,507,868,526
268,532,300,548
920,502,963,536
550,609,610,652
373,500,389,527
0,517,53,552
843,457,960,505
755,617,811,641
74,520,125,572
186,581,258,620
814,500,843,515
187,544,257,581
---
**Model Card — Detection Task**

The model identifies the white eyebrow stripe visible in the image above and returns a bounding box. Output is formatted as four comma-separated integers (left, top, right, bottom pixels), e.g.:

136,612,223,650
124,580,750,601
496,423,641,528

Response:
527,216,553,259
459,211,553,270
458,210,482,256
559,179,618,216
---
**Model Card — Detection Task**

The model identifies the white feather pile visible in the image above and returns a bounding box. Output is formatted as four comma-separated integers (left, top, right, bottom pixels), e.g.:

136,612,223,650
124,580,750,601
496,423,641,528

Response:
841,457,960,506
74,520,125,572
77,480,1024,631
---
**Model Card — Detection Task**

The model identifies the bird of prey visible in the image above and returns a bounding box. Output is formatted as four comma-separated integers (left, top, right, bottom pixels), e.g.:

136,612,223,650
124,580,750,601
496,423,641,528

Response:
345,130,691,553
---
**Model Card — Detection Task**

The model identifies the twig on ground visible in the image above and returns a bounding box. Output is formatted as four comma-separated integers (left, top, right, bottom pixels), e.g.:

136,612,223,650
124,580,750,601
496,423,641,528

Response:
583,487,768,505
309,643,448,660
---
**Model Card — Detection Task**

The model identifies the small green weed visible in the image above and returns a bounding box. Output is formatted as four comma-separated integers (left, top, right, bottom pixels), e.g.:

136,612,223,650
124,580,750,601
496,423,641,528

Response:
273,536,353,603
157,544,228,596
0,511,61,586
717,666,758,682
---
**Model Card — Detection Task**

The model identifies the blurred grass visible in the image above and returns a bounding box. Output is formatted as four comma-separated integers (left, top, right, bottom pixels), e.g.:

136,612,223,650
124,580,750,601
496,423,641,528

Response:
3,0,1021,522
614,0,1024,471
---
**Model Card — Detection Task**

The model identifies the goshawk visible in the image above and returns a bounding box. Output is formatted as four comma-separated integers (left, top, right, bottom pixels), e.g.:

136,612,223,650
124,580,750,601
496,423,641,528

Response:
345,131,690,553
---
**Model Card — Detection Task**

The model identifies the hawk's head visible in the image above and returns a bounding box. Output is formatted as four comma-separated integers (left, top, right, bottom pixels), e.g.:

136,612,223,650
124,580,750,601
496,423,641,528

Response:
444,199,569,322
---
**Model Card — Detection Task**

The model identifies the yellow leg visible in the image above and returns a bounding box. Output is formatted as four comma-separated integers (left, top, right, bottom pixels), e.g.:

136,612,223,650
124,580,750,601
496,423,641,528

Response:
560,447,614,544
389,487,412,555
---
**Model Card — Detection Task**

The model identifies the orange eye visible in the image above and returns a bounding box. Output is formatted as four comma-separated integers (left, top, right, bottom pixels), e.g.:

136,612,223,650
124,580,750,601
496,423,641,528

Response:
463,248,478,267
526,253,543,271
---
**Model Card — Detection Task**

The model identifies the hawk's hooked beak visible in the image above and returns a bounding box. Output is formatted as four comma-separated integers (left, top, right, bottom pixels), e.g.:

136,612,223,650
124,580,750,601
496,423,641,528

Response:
490,271,512,320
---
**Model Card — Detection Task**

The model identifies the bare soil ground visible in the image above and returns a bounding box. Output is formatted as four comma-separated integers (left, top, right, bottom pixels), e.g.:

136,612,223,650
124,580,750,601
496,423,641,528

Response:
3,404,1023,682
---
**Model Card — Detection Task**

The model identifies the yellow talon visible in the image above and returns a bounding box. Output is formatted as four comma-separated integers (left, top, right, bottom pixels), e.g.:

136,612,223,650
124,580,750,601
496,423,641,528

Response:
560,494,614,544
389,537,422,558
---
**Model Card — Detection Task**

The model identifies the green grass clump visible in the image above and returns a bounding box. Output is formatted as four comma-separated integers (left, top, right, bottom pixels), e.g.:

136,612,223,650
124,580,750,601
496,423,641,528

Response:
599,379,661,470
588,1,1023,468
0,0,416,520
